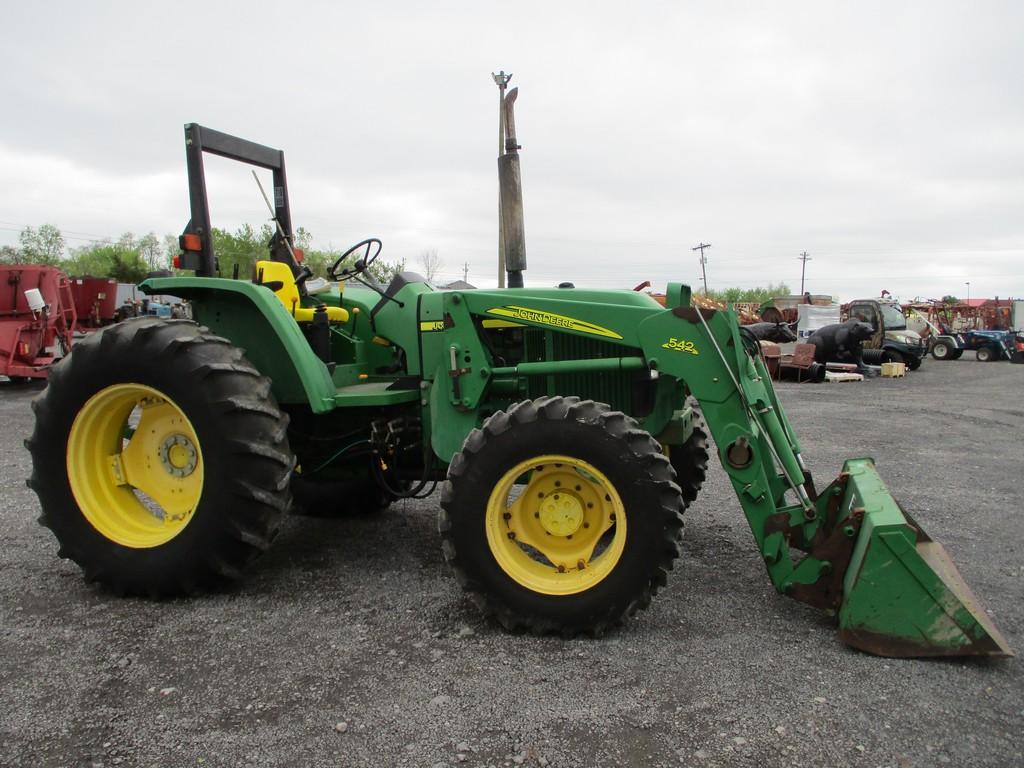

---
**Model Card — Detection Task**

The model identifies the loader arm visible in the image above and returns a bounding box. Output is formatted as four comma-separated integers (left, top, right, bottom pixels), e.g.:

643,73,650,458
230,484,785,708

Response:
638,298,1012,658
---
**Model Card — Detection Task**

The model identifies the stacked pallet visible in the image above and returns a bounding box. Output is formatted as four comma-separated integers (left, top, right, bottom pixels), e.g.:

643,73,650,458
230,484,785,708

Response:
880,362,907,378
825,371,864,383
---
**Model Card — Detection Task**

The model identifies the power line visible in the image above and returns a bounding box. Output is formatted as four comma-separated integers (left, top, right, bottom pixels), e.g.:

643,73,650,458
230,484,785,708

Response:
691,242,711,293
797,250,812,294
0,225,114,245
0,219,166,243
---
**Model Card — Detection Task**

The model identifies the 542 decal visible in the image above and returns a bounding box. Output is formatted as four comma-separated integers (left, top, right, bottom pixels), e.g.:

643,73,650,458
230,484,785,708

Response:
661,337,699,355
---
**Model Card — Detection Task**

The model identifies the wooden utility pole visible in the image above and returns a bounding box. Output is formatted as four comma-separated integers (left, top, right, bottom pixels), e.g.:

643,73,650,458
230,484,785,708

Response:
463,261,470,282
798,251,812,294
492,71,512,288
692,242,711,293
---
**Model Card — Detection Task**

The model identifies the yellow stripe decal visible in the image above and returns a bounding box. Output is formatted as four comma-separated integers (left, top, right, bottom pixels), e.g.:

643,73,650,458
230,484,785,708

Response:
419,320,446,332
486,306,623,340
481,319,526,329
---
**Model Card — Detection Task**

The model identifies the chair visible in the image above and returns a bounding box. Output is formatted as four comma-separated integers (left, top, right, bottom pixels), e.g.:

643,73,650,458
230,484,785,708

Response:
255,260,348,323
758,340,781,378
779,342,818,382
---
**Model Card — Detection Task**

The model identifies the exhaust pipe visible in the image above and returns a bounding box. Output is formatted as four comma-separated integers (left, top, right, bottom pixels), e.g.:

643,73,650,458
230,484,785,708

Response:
498,87,526,288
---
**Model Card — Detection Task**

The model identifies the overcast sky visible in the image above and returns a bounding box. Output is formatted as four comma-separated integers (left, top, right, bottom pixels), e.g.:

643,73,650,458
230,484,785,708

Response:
2,1,1021,302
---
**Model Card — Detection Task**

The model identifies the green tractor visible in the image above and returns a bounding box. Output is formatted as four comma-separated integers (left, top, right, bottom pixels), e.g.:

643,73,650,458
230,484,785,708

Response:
27,119,1011,657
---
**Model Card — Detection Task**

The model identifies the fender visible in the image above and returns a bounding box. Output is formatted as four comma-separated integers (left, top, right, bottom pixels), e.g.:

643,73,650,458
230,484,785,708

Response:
141,276,336,412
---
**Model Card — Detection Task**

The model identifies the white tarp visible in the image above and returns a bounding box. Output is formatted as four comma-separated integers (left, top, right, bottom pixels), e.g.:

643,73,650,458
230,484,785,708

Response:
797,304,841,339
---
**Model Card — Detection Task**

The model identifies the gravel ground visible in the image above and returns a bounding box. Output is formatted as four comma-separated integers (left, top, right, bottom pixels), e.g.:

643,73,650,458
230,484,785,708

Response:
0,359,1021,768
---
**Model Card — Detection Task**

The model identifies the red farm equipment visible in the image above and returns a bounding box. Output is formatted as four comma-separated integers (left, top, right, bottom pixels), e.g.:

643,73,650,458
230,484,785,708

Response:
0,265,77,381
67,276,118,329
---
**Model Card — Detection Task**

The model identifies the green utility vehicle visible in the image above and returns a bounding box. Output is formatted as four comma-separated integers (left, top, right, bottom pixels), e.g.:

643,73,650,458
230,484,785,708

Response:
846,297,928,369
27,118,1011,657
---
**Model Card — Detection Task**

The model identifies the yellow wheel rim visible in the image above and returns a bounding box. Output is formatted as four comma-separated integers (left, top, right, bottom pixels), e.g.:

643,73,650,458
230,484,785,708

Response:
485,455,626,596
67,383,204,548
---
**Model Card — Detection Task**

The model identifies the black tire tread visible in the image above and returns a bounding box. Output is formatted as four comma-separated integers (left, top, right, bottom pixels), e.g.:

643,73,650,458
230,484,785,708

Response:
669,421,710,507
439,396,687,637
27,318,293,598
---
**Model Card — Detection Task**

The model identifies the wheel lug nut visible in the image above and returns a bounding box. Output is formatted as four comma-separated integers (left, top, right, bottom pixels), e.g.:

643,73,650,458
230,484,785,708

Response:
577,560,585,570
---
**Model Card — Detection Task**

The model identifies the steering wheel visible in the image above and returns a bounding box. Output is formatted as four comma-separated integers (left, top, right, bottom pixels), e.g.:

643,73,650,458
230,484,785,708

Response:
329,238,382,281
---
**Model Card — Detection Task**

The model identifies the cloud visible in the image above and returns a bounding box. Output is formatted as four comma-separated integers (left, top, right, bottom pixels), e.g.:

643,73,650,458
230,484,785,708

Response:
1,2,1021,301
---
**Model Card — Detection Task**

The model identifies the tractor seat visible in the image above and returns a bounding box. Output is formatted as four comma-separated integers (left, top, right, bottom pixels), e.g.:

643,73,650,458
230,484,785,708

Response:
256,260,348,323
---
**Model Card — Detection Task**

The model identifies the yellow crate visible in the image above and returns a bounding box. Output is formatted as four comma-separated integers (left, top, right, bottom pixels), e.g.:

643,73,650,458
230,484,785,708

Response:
880,361,907,378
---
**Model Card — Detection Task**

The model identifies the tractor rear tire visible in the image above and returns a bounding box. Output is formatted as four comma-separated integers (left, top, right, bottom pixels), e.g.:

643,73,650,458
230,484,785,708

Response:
26,318,294,597
439,396,686,636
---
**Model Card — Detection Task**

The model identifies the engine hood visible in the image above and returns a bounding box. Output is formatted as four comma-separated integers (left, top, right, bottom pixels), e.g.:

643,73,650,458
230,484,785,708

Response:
886,329,923,345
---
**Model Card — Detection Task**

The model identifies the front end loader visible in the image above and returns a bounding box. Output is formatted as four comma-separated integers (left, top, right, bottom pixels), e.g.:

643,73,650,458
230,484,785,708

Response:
26,116,1011,658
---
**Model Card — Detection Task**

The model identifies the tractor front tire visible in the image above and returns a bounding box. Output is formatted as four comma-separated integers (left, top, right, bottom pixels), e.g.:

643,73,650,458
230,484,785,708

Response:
439,397,685,636
931,340,956,360
976,346,995,362
26,318,294,597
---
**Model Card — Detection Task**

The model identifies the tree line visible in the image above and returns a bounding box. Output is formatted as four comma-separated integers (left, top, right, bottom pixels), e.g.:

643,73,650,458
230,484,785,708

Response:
0,225,167,283
4,223,787,299
0,223,407,285
704,282,792,304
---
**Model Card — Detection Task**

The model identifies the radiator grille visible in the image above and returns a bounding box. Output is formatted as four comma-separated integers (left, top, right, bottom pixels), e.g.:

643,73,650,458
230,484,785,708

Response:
523,329,641,412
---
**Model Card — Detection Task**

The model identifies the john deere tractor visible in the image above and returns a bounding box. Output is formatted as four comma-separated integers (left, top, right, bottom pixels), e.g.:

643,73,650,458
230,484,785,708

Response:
27,116,1011,657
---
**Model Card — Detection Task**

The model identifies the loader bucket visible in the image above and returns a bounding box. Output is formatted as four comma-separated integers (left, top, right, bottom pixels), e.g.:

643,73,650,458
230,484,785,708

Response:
836,459,1012,658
